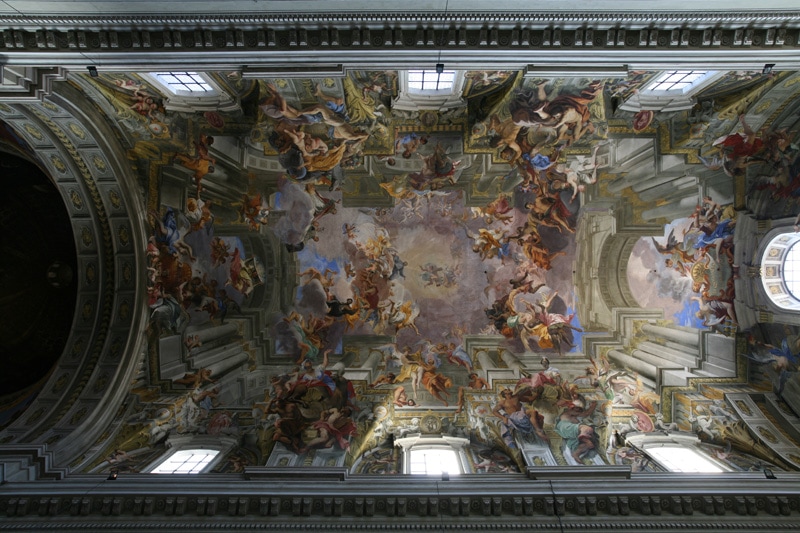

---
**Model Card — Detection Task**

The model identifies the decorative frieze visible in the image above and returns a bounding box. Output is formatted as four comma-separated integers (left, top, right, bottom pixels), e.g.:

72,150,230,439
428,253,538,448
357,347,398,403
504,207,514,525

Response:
0,22,797,70
2,470,800,529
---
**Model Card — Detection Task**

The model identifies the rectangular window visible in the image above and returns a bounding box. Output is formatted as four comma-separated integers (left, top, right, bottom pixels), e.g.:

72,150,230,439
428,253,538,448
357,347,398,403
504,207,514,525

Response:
151,449,219,474
646,446,723,473
408,447,461,475
646,70,708,93
153,72,214,94
407,70,455,92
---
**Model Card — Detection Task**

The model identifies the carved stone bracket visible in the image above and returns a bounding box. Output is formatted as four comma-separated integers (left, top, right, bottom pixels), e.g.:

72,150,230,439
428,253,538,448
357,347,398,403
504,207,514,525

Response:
2,469,800,529
0,18,798,71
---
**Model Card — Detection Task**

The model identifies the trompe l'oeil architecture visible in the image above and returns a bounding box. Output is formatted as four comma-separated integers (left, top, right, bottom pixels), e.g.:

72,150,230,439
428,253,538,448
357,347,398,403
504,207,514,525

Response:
3,2,800,530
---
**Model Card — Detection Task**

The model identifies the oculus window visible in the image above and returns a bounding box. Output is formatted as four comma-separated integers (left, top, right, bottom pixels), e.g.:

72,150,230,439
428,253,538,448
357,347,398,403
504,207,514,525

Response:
760,231,800,311
783,242,800,299
150,449,219,474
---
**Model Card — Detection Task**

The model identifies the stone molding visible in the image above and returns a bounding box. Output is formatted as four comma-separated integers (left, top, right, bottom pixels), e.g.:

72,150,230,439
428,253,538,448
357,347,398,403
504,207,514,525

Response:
0,21,798,72
0,92,148,469
0,445,67,482
2,469,800,529
1,11,799,28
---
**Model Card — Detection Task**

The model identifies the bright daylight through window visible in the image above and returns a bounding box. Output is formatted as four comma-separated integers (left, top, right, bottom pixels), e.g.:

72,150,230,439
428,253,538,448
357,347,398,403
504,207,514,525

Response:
153,72,214,94
151,449,219,474
645,70,710,93
408,447,462,476
407,70,456,92
784,242,800,299
646,446,724,473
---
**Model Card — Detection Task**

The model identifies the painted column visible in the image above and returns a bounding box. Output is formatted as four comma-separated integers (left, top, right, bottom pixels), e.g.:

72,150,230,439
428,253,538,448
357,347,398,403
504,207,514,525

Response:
637,341,698,368
476,350,494,372
641,324,699,347
499,349,524,372
607,349,657,381
193,323,239,345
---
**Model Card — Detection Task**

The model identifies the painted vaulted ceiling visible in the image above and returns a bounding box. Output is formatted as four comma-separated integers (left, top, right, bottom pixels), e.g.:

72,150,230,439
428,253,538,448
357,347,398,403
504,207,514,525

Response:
1,4,800,483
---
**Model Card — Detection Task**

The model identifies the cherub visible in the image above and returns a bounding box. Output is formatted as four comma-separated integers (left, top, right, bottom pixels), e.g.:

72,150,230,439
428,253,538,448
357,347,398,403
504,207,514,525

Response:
174,368,217,388
386,300,421,335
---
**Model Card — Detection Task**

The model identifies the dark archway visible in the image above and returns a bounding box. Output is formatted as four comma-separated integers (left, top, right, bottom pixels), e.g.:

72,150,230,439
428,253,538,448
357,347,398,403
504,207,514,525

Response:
0,147,77,427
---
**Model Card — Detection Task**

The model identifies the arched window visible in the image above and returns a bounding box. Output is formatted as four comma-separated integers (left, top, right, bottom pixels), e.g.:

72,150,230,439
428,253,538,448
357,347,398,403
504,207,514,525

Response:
760,232,800,311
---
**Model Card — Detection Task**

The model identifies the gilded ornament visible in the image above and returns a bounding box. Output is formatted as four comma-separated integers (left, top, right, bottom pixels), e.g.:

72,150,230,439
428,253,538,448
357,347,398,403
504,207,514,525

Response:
69,189,83,209
92,154,107,171
109,337,122,358
71,337,85,357
755,100,772,114
24,123,43,140
119,300,130,320
52,373,69,393
118,224,130,246
108,189,121,208
27,407,46,424
420,414,441,434
70,407,88,425
85,263,97,284
735,400,752,416
82,301,94,320
93,373,109,394
756,426,778,444
68,122,87,139
50,155,67,173
81,226,93,247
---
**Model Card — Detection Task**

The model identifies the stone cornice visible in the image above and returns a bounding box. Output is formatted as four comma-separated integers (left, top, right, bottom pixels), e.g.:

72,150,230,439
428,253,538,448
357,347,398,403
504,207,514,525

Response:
2,469,800,528
0,24,798,72
1,11,800,29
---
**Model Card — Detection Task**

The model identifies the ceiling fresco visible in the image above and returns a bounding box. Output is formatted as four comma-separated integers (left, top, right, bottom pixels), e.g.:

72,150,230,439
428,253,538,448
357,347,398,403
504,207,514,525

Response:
5,64,800,477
